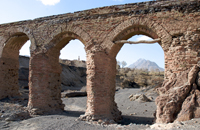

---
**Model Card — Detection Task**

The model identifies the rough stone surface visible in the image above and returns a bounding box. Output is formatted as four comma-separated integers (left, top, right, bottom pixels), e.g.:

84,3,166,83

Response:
197,72,200,87
0,0,199,123
155,65,200,123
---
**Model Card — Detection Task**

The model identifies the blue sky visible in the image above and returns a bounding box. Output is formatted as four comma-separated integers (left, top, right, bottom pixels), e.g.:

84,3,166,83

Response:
0,0,164,68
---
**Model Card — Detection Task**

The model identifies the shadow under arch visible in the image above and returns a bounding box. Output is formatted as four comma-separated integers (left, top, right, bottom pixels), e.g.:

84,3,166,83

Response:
0,32,31,99
27,31,88,115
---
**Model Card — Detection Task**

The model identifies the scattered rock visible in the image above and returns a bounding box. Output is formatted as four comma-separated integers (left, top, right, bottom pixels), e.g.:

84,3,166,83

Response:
130,113,137,115
148,96,153,100
129,94,152,102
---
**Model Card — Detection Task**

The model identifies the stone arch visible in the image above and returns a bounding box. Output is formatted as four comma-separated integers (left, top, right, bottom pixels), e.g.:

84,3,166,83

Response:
110,26,161,58
47,31,87,51
27,31,89,114
39,25,92,54
103,17,172,58
0,31,33,99
85,17,171,123
1,25,36,54
103,17,172,79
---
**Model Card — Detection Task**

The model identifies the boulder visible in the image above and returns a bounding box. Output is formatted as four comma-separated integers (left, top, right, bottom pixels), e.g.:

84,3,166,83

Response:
155,65,200,123
175,84,200,122
129,94,152,102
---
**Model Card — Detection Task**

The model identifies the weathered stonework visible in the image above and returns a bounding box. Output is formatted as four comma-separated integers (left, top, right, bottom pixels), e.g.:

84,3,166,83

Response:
0,0,199,123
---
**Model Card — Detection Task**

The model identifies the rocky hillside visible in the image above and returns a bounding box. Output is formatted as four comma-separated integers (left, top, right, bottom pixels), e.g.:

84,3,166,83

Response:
128,58,164,71
19,56,164,90
18,56,86,91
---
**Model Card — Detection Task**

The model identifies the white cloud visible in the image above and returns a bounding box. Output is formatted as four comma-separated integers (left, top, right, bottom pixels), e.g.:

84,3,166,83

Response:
136,36,152,41
38,0,60,6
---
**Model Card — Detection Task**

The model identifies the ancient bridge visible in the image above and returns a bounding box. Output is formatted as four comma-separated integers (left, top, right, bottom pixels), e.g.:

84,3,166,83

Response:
0,0,200,124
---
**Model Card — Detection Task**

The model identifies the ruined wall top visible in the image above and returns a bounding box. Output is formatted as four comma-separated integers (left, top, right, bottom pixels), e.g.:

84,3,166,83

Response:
0,0,199,28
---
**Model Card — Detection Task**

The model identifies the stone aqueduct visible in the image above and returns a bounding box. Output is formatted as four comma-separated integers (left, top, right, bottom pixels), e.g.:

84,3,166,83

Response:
0,0,200,123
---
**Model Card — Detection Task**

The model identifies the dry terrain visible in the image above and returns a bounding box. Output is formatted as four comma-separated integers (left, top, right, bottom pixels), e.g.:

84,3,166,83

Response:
1,87,200,130
1,57,200,129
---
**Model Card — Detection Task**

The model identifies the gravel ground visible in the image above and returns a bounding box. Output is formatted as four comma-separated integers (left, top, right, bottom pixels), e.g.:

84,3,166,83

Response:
1,88,200,130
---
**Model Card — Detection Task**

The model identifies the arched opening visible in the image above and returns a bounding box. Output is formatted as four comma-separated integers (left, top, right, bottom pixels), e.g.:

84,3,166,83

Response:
18,40,31,105
59,39,87,114
0,32,31,120
111,27,165,125
60,39,86,61
27,32,87,115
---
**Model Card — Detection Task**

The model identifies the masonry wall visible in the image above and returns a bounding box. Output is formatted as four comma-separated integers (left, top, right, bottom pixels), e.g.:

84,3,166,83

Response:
165,31,200,78
0,0,199,123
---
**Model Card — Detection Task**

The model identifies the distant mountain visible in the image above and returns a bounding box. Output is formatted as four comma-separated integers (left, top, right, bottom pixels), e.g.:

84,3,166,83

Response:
128,58,164,71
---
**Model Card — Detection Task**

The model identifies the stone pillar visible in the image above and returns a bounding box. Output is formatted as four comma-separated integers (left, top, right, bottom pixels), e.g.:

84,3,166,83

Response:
27,50,64,115
80,50,121,123
155,31,200,123
0,48,20,99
